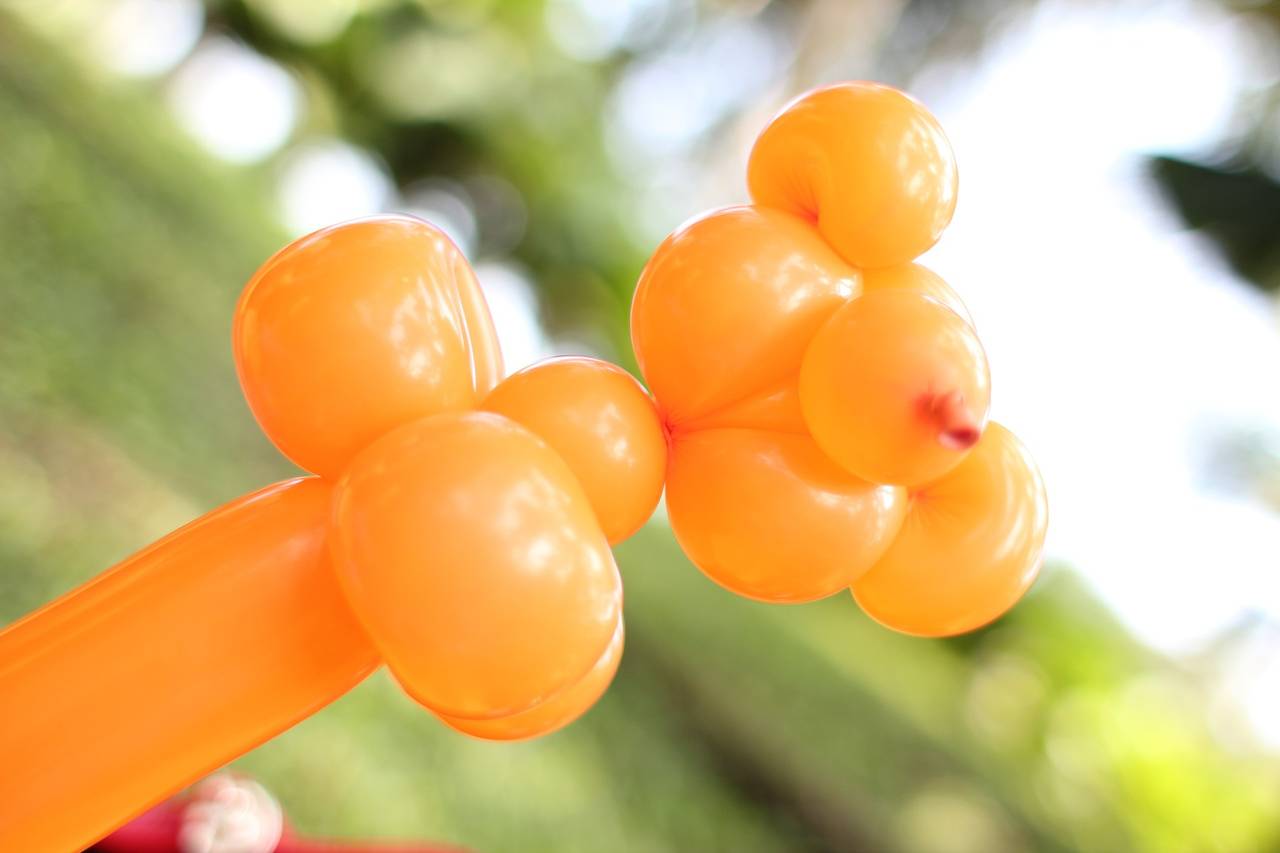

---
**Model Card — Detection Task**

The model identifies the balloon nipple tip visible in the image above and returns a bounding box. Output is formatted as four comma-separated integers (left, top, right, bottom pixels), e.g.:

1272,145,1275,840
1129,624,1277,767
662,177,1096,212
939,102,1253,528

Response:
940,424,980,450
924,390,981,451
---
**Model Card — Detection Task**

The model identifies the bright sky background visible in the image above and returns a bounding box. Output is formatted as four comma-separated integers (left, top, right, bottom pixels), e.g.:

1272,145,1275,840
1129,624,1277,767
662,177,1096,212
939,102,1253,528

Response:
916,0,1280,744
919,0,1280,654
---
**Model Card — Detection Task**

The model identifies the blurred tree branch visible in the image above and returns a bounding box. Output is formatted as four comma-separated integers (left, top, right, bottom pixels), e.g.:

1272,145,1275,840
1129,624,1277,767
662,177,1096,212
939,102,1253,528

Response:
1150,156,1280,293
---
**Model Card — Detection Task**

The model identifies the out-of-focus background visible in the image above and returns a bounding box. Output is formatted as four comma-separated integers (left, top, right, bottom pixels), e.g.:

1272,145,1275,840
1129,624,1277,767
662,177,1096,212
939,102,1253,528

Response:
2,0,1280,850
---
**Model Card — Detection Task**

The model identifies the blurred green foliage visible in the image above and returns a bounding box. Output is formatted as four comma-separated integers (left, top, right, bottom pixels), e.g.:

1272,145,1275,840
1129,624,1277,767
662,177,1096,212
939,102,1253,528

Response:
3,6,1280,853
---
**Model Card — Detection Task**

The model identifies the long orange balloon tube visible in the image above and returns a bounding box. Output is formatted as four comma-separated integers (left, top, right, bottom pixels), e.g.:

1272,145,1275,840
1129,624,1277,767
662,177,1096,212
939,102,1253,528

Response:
0,478,378,853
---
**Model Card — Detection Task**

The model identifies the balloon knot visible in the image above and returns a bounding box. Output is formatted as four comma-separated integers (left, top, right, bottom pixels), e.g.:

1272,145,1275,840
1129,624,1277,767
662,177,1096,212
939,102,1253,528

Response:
924,390,980,450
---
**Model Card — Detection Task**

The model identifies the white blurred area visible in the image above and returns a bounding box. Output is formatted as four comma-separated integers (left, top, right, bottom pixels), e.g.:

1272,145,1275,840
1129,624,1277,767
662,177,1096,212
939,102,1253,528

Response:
18,0,1280,745
909,0,1280,721
90,0,205,77
474,262,557,372
167,36,300,163
277,140,395,234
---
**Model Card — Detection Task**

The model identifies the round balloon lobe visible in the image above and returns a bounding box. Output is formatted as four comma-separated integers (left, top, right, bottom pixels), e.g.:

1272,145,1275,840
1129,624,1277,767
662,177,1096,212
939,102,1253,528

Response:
329,411,621,720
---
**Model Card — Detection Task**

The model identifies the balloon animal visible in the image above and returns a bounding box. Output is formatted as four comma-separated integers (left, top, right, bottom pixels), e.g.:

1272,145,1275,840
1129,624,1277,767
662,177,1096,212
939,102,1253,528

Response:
0,82,1046,853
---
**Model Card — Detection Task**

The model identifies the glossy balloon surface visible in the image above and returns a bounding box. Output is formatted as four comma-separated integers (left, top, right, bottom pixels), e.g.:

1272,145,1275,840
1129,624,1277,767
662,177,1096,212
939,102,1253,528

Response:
853,424,1048,637
667,428,907,602
0,78,1049,853
631,205,859,431
482,357,666,544
0,478,376,853
800,289,990,486
860,263,972,326
748,82,957,269
234,216,503,479
330,411,621,719
439,619,623,741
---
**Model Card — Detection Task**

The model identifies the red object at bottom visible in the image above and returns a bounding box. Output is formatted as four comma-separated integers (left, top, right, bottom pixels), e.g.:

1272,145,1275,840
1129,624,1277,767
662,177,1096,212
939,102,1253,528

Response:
91,773,467,853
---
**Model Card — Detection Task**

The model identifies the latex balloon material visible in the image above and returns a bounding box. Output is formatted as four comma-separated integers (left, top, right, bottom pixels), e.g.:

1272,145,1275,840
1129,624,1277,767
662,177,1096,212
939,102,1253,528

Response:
482,357,666,544
0,80,1047,853
860,263,972,326
234,216,503,479
0,478,377,853
853,424,1049,637
438,619,624,741
799,289,991,486
631,205,860,431
666,428,907,602
748,82,958,269
330,411,622,719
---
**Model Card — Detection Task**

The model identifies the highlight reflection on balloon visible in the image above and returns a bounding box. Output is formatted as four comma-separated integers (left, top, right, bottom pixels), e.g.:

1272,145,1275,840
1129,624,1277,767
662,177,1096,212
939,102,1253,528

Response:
234,216,503,479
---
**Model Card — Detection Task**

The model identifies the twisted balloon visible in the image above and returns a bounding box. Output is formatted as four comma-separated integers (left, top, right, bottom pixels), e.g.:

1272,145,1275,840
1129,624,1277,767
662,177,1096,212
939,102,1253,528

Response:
0,81,1046,853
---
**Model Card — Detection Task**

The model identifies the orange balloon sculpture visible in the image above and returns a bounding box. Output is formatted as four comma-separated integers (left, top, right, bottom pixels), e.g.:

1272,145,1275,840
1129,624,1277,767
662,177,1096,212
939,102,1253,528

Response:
634,81,1047,611
0,81,1046,853
0,217,651,852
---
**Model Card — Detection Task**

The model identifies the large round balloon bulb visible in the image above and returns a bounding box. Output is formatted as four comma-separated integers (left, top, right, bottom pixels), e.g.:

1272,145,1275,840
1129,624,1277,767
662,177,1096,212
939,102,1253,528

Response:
852,423,1048,636
860,263,972,326
233,216,503,479
438,620,623,741
631,205,859,431
799,289,990,486
482,357,666,544
666,429,907,603
329,411,621,720
747,82,958,269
